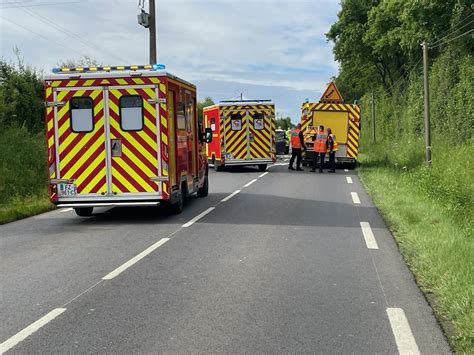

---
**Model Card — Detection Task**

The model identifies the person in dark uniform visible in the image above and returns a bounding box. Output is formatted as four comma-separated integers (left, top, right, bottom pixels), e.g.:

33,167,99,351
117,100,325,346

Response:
327,128,337,173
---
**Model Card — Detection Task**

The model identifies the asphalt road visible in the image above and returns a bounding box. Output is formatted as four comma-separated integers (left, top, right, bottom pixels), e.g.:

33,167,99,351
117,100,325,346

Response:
0,159,450,354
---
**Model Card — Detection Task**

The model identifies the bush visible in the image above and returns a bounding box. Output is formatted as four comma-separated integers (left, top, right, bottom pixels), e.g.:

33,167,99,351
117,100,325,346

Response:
0,125,47,204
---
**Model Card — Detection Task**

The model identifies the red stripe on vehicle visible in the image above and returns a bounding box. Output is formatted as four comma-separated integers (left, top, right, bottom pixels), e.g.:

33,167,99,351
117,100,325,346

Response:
112,161,145,192
76,159,106,193
120,154,158,191
90,175,107,194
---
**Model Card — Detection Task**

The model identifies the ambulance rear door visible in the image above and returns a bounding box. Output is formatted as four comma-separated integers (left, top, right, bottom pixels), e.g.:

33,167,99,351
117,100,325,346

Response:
107,85,160,196
53,86,108,198
223,107,249,162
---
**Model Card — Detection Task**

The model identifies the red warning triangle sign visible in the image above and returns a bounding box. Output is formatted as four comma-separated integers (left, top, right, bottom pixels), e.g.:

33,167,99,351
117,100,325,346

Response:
319,82,344,103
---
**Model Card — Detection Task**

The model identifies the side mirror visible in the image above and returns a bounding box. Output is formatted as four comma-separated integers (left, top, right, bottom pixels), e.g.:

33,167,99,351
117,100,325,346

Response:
203,127,213,143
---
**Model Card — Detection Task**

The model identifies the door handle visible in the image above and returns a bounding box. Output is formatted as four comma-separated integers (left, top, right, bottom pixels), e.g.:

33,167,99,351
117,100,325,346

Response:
111,139,122,157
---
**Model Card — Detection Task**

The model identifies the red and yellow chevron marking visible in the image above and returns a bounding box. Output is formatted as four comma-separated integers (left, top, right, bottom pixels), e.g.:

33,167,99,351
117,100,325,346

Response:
50,76,161,88
224,111,248,160
270,106,276,160
300,102,361,159
109,88,159,194
158,83,170,198
219,110,225,157
347,119,360,158
56,89,107,194
45,85,58,200
248,111,272,159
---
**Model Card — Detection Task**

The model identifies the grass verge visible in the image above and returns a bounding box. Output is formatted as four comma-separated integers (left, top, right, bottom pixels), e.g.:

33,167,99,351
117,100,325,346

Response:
358,164,473,353
0,193,54,225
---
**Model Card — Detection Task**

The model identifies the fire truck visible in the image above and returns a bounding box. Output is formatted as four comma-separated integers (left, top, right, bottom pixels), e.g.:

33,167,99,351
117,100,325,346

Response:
44,64,212,216
301,82,361,168
203,100,276,171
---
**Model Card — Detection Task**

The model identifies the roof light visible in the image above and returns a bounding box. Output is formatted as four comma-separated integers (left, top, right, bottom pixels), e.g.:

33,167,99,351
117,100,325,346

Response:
51,64,166,74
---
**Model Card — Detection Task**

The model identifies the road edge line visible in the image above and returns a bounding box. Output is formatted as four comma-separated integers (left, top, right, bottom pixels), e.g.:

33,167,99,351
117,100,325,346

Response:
0,308,66,354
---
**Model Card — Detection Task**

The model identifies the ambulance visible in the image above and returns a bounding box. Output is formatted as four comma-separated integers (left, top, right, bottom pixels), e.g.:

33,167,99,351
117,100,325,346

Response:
300,82,361,168
203,100,276,171
44,64,212,216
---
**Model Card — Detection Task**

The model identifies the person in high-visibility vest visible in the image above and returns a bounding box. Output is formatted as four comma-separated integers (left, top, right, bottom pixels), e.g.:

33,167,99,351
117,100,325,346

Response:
288,123,306,171
327,127,338,173
310,125,328,173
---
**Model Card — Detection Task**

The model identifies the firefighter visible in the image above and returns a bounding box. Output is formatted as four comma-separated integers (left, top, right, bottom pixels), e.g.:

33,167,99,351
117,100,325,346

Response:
288,123,306,171
310,125,328,173
327,127,338,173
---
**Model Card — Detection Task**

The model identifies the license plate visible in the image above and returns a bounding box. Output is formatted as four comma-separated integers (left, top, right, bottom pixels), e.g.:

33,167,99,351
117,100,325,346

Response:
58,183,77,197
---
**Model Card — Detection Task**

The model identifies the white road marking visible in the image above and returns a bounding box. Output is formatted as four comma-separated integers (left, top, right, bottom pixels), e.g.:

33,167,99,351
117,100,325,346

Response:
386,308,420,355
351,192,361,204
344,169,349,172
102,238,170,280
346,176,353,184
360,222,379,249
0,308,66,354
182,207,215,228
59,208,73,213
243,179,257,188
259,172,269,178
221,190,241,202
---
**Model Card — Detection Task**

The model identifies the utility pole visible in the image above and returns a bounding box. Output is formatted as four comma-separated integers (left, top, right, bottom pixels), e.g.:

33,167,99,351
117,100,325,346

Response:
149,0,157,64
422,41,432,166
240,92,243,101
371,90,376,143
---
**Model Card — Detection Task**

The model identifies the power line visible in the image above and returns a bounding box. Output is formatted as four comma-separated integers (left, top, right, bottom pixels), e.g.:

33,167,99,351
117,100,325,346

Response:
430,18,474,46
0,1,80,8
429,12,474,45
0,15,89,58
4,0,131,64
385,56,423,95
429,28,474,49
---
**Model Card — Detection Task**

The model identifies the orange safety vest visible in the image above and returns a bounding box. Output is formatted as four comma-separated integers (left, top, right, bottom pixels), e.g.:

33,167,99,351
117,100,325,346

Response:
313,130,328,153
328,134,338,152
290,128,302,149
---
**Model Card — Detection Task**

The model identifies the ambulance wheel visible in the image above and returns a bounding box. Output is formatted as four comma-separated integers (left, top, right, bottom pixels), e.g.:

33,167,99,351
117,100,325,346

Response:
74,207,93,217
258,164,267,172
197,175,209,197
214,164,223,172
169,191,184,214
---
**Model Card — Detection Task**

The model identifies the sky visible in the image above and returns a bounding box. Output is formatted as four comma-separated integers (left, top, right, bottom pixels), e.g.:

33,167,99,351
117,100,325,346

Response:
0,0,341,122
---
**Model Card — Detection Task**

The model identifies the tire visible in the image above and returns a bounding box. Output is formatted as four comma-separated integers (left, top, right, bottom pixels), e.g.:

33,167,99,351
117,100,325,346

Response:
258,164,267,172
169,183,186,214
348,161,357,170
197,175,209,197
214,163,223,172
74,207,93,217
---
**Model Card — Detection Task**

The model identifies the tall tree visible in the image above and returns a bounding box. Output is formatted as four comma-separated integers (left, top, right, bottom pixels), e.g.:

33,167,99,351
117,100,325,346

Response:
197,97,215,122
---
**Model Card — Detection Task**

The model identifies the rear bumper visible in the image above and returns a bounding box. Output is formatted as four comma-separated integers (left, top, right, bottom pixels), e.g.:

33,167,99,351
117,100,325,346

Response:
223,158,273,166
57,201,161,208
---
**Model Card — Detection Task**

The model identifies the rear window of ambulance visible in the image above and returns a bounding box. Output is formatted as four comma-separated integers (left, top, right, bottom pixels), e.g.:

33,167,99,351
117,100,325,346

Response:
70,97,94,133
120,95,144,131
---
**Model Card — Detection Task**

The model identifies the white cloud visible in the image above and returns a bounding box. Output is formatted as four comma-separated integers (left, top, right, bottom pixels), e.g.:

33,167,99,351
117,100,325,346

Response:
0,0,341,121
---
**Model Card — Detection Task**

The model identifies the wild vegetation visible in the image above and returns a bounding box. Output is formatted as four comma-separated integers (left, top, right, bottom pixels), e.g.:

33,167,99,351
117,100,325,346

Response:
0,57,52,224
327,1,473,352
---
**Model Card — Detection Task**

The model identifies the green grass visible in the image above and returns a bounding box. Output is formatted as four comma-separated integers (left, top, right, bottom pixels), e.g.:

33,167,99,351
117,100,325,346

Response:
0,125,53,224
358,157,473,353
0,193,54,225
